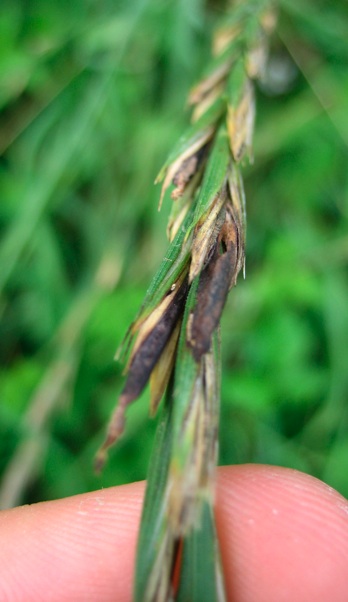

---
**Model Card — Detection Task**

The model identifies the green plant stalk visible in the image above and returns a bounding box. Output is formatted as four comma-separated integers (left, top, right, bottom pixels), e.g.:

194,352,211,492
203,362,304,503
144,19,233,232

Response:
134,329,222,602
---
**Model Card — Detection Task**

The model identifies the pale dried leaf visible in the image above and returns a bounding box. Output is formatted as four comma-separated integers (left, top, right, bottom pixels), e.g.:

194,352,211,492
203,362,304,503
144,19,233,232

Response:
227,162,246,232
223,204,244,288
149,321,181,417
192,82,225,122
171,144,208,201
227,78,255,161
189,61,232,105
167,201,190,243
157,129,214,209
213,24,241,56
227,168,246,277
189,189,227,283
167,170,203,242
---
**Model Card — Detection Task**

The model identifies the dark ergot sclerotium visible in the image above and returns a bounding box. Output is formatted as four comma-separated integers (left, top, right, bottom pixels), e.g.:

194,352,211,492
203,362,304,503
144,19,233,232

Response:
97,1,276,600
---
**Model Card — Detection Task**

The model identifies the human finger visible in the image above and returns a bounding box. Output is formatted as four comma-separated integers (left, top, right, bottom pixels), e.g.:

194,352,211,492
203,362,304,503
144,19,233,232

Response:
1,466,348,601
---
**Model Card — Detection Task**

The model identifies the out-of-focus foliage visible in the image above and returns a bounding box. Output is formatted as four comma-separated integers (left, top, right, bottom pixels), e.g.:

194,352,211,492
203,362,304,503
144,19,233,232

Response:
0,0,347,508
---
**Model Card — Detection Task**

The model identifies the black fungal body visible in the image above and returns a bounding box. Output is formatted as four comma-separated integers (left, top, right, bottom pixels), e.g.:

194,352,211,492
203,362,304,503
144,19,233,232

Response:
122,278,189,404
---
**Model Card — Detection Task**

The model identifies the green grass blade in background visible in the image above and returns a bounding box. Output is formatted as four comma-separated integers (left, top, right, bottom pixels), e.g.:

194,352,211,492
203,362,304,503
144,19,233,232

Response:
0,0,150,299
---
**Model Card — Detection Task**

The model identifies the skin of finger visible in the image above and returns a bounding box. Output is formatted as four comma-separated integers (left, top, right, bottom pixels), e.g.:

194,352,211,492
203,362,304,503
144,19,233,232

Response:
217,465,348,602
0,481,144,602
0,466,347,601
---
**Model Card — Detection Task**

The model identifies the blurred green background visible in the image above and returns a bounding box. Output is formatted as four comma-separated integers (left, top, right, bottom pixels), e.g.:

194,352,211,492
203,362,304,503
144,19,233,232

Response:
0,0,347,509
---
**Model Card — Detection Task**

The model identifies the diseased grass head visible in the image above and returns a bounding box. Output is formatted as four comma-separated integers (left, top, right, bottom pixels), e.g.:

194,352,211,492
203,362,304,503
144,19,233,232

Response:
95,3,277,600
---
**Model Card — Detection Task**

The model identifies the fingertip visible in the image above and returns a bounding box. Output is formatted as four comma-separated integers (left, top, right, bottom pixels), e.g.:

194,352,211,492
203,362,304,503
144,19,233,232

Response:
0,481,145,602
216,465,348,602
1,467,347,602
